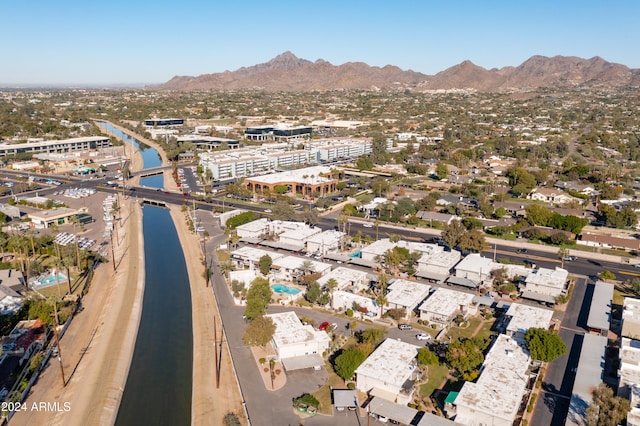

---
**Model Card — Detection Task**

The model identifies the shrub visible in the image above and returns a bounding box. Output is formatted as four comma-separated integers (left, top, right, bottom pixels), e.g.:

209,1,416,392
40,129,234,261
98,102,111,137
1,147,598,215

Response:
347,382,356,390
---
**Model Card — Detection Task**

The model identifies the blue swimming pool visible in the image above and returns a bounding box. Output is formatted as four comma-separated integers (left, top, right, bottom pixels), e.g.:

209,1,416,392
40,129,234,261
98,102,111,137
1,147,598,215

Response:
348,250,361,259
271,284,301,295
36,273,69,286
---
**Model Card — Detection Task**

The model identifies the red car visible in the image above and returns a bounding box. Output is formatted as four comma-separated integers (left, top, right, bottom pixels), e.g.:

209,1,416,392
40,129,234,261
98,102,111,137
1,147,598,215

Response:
319,321,330,330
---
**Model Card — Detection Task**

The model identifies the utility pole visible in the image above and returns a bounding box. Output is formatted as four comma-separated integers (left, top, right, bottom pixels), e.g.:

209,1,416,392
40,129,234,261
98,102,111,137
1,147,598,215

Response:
110,230,117,272
214,317,220,388
52,301,66,386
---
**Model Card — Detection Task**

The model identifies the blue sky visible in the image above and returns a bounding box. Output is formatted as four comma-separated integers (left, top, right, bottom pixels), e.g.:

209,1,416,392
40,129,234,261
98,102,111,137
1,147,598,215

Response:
2,0,638,85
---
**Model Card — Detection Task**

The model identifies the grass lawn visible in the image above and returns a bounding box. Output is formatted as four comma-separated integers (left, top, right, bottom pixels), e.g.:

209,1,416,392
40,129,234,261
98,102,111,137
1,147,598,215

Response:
419,364,450,398
313,361,348,415
447,317,496,342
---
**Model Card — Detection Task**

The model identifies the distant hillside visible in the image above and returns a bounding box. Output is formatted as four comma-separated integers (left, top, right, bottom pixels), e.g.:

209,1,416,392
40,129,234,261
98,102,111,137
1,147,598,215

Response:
153,51,640,92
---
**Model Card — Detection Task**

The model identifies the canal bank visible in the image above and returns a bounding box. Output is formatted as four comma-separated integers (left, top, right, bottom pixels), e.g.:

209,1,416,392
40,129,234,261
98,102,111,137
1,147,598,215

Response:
99,121,245,424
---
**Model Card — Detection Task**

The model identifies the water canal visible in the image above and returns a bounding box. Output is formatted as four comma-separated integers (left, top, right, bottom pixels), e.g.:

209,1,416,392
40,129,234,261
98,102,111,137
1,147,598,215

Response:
97,122,193,425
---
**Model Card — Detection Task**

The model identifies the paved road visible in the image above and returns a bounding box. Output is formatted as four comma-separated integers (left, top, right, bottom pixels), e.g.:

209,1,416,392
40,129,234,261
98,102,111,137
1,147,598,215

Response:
530,276,590,426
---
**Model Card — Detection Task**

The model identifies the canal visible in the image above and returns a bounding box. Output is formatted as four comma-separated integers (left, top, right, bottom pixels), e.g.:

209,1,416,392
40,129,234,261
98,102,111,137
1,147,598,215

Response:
97,122,193,425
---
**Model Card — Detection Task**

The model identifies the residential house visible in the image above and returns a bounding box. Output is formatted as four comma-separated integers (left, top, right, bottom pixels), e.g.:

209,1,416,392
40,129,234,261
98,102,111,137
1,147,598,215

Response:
384,279,431,320
415,249,462,283
0,320,46,366
505,303,553,342
305,230,344,255
278,226,322,250
355,338,420,405
527,187,579,205
566,334,608,426
587,281,613,336
622,297,640,340
418,288,476,329
265,311,330,371
454,335,531,426
271,256,331,283
453,253,494,286
332,290,378,318
415,211,460,227
316,267,371,293
522,267,568,302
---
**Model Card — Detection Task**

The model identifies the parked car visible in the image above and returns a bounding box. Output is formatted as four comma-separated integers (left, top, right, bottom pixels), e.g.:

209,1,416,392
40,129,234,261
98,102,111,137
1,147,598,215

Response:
416,333,431,341
319,321,330,331
398,323,412,330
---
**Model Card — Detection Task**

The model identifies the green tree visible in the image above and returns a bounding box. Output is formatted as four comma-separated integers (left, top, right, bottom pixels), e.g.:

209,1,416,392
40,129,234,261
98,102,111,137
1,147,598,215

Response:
524,328,566,362
271,200,297,221
242,316,276,348
244,277,272,321
333,347,367,381
371,178,390,197
417,347,439,366
435,163,449,180
446,338,485,380
258,255,272,276
370,133,388,165
358,328,386,346
459,228,487,253
441,219,466,250
305,281,322,304
525,204,552,226
355,156,374,170
585,383,630,426
599,270,616,281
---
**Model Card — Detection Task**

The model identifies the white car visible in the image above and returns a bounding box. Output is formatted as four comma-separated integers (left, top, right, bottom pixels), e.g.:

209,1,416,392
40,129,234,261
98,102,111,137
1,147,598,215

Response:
363,223,373,228
416,333,431,341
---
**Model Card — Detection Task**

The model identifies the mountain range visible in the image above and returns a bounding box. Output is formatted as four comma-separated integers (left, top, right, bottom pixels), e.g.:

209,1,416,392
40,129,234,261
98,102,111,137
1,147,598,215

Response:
154,51,640,92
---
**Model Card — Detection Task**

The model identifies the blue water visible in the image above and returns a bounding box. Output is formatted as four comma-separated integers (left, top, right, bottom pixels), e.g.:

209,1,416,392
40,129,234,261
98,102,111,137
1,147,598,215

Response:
115,206,193,425
348,250,362,259
39,274,68,285
95,122,163,170
271,284,301,295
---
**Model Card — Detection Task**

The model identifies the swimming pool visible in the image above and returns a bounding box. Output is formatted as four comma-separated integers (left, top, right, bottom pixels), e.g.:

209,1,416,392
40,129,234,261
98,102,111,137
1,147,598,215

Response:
33,273,69,288
348,250,362,259
271,284,301,295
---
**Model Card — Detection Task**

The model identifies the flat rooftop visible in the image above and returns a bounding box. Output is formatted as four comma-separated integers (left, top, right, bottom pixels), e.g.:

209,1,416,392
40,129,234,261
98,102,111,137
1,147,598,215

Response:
231,246,285,263
587,281,613,331
386,280,431,308
455,335,529,423
245,165,335,185
418,249,461,269
266,311,330,348
274,255,331,273
505,303,553,336
524,267,568,289
317,267,369,290
235,218,269,233
455,253,494,274
566,334,607,426
355,338,419,388
419,288,475,317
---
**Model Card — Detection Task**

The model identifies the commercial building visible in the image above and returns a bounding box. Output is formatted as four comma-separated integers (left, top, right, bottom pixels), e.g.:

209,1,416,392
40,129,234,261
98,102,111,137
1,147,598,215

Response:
243,165,338,197
0,136,111,157
384,279,431,320
418,288,477,329
355,338,420,405
144,118,184,127
454,335,531,426
176,135,240,150
264,311,330,370
28,207,83,228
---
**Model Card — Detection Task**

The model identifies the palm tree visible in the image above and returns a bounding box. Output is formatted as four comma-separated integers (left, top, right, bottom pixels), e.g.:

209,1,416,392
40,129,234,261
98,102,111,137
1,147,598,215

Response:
325,278,338,306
